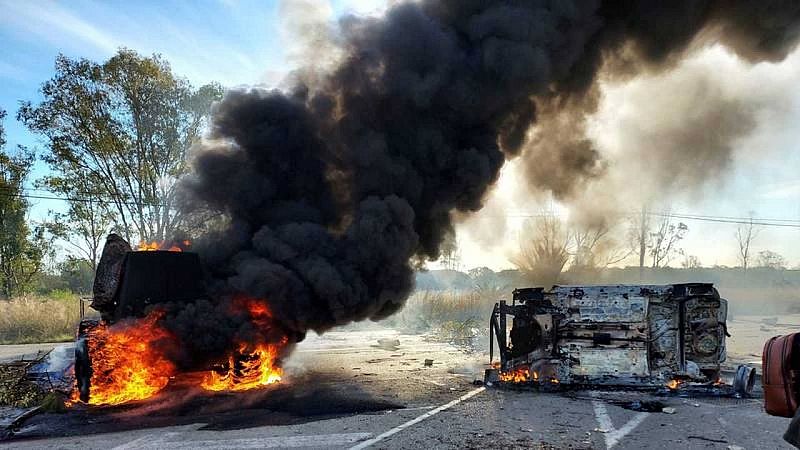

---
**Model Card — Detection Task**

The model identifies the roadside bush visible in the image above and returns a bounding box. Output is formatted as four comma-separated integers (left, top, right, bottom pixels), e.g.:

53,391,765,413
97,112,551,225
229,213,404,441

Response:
386,289,502,348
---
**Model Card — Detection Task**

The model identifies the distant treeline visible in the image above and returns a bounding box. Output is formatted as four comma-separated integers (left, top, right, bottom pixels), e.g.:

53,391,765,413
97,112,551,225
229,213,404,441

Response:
416,266,800,315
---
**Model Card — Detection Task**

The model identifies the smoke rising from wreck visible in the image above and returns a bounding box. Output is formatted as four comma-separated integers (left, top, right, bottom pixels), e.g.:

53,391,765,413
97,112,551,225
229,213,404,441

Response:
165,0,800,364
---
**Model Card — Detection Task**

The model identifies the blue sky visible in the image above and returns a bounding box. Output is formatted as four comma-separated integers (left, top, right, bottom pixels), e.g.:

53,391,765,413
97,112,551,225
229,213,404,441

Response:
0,0,383,239
1,0,798,269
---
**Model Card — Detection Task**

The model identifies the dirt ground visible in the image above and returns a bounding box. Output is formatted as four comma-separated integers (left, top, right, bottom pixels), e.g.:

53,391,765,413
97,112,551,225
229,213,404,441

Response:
724,314,800,371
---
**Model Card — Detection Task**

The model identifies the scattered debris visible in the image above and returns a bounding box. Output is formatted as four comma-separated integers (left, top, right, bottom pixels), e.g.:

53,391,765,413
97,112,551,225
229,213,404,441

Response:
662,407,676,414
1,405,44,441
0,356,49,408
688,435,728,444
375,339,401,351
616,400,667,413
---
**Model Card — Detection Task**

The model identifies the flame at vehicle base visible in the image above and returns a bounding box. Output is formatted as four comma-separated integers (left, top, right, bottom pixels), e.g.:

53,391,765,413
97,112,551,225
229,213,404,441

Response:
72,298,289,406
201,341,286,392
499,366,537,383
666,379,681,390
73,310,176,406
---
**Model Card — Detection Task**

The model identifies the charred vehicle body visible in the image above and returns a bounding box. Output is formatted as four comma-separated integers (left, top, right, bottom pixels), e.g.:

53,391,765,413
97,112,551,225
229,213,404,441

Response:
75,249,208,402
487,284,755,394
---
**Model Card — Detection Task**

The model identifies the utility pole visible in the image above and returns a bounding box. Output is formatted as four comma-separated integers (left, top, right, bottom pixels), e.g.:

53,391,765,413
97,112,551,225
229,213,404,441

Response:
639,206,648,281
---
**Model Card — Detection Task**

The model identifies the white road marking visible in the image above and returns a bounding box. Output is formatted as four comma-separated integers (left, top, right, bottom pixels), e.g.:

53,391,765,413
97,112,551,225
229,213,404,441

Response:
592,400,649,449
348,386,486,450
114,432,372,449
112,431,182,450
417,377,446,387
400,405,436,411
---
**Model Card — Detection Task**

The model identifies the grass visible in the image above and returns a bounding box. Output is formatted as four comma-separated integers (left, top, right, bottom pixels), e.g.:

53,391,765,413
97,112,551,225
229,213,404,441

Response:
0,291,83,344
387,289,502,347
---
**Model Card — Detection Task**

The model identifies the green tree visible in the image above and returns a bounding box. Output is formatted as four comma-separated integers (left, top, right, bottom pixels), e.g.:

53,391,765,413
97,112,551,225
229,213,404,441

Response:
58,257,95,294
0,109,47,297
42,172,113,271
19,49,223,243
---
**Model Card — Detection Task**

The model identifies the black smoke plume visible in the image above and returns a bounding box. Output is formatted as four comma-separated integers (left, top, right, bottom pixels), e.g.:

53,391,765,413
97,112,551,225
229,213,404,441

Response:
167,0,800,362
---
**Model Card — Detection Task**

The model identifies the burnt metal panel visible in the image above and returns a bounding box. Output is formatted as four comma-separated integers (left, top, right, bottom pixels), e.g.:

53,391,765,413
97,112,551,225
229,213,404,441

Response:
112,251,207,321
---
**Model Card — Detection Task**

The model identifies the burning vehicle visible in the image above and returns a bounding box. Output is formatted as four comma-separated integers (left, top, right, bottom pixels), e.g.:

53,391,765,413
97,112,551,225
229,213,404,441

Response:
487,284,755,395
74,239,285,406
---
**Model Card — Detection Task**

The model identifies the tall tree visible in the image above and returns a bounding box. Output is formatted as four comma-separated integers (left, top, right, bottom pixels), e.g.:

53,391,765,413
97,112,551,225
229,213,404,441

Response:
735,215,759,274
18,49,223,243
626,206,651,280
756,250,786,270
571,221,629,270
439,231,461,271
0,109,46,297
648,213,688,268
512,214,570,286
43,171,113,271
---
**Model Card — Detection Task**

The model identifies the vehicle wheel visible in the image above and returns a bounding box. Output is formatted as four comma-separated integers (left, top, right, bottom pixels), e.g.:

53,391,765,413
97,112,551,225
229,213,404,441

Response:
75,320,100,403
733,364,756,396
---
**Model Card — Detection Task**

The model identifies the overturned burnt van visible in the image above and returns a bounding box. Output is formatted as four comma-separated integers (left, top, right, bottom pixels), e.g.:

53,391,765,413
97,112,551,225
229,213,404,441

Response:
487,284,755,395
75,248,207,403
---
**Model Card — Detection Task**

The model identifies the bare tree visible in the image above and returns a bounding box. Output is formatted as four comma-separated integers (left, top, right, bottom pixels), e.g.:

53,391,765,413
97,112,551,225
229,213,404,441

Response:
681,254,701,269
439,231,461,271
649,213,688,268
512,214,570,287
626,206,651,280
756,250,786,270
735,215,759,273
571,221,630,269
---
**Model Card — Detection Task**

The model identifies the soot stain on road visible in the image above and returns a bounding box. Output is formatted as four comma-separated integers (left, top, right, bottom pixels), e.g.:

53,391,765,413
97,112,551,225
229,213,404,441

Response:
13,371,402,441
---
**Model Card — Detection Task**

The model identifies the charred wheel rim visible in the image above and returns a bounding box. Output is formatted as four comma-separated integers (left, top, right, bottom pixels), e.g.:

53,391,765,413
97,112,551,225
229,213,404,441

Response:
733,364,756,396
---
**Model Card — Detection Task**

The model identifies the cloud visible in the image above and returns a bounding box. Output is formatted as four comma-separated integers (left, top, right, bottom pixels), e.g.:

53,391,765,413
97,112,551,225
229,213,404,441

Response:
0,0,119,53
762,180,800,199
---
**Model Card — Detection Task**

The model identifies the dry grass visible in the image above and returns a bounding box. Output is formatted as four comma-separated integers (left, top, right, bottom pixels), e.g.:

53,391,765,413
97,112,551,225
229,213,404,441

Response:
389,290,488,331
387,290,502,348
0,292,82,344
721,285,800,316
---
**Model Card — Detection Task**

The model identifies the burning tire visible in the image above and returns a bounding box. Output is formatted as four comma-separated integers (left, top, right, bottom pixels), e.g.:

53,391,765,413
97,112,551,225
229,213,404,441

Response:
74,319,100,403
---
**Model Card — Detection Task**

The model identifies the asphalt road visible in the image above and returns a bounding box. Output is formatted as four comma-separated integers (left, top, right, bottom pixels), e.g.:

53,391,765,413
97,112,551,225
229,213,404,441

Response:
0,324,795,449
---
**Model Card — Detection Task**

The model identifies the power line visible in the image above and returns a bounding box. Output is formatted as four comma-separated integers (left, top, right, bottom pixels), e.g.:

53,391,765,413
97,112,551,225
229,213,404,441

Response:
648,211,800,224
493,211,800,228
646,211,800,228
1,186,799,228
0,188,171,208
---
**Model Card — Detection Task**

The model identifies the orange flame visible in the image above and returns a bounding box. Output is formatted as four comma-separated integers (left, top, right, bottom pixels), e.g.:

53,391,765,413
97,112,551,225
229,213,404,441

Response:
72,296,288,405
136,240,190,252
75,311,176,406
500,366,537,383
666,379,681,390
201,298,287,392
201,341,286,391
